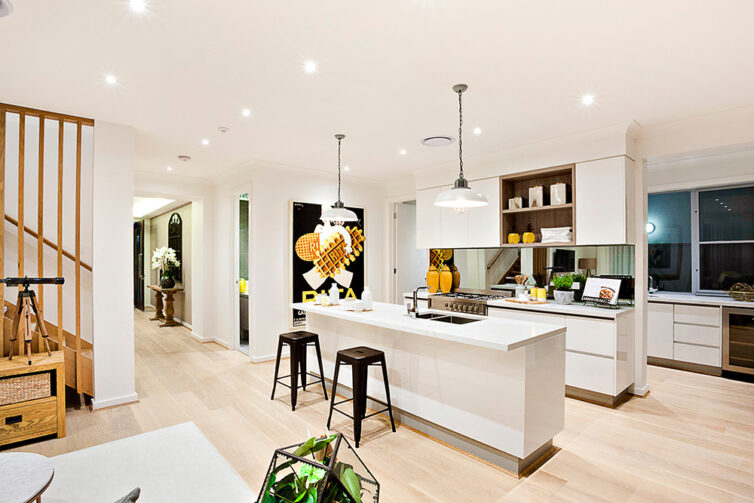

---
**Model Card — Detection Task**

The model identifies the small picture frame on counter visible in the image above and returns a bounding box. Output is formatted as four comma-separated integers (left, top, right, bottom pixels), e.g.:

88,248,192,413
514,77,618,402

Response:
582,277,622,308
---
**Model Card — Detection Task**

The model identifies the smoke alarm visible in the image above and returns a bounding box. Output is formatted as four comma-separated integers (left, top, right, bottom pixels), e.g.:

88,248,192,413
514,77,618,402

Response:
421,136,454,147
217,126,229,134
0,0,14,17
178,155,191,162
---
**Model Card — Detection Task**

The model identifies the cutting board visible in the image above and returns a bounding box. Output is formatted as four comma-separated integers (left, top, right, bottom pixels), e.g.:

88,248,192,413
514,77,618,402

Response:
505,298,548,305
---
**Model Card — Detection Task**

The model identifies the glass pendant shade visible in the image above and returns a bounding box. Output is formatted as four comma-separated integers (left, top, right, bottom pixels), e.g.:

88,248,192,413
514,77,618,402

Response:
321,201,358,225
434,83,488,213
435,177,489,213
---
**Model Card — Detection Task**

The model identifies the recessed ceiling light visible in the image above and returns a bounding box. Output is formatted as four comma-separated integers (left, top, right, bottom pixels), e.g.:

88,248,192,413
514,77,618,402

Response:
304,60,317,73
104,74,117,85
400,149,407,155
581,94,595,106
217,126,229,134
201,138,210,146
343,166,350,172
178,155,191,162
129,0,147,12
166,166,173,172
242,108,251,117
473,127,482,135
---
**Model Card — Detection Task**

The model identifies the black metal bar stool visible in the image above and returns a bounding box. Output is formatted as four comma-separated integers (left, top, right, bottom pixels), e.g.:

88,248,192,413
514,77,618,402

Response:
326,346,396,447
270,330,328,411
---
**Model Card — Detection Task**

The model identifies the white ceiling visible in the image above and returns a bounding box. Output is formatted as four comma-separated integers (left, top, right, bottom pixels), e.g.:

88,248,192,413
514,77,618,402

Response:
2,1,754,181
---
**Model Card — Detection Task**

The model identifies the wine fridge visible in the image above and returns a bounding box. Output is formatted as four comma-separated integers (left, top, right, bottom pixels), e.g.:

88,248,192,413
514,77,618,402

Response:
723,307,754,375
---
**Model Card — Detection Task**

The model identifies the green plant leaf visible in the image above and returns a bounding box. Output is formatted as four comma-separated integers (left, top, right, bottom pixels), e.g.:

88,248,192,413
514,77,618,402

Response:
340,467,362,503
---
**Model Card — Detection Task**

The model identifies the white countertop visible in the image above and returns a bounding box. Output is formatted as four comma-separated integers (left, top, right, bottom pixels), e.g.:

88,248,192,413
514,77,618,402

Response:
648,291,754,309
292,301,565,351
404,292,634,320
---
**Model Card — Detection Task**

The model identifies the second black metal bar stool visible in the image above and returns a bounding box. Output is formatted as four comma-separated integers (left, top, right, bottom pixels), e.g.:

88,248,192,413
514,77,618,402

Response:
327,346,396,447
271,330,328,411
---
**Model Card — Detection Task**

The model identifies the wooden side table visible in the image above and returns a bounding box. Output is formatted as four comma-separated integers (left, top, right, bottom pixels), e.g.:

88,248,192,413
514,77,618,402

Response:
147,285,184,327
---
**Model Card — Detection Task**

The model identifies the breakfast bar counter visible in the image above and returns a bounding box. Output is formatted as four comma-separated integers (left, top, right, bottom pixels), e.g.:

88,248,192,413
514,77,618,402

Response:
292,301,566,475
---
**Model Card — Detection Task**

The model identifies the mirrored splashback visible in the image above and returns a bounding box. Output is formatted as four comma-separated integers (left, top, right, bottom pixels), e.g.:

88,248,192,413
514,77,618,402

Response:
444,245,635,291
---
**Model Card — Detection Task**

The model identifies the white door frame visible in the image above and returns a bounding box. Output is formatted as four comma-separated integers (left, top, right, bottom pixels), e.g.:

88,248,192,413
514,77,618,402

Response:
231,186,252,355
386,193,418,303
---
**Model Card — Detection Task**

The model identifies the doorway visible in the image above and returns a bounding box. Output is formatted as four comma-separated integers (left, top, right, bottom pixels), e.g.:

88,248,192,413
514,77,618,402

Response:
236,192,251,354
392,201,428,302
133,221,145,310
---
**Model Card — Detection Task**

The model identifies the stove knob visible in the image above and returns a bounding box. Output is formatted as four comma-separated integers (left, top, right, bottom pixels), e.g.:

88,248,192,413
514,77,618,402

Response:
445,302,449,307
462,305,468,312
472,305,479,313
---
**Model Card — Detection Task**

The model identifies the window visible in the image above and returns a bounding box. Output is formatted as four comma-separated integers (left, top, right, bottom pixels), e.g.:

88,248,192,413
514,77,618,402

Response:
648,185,754,293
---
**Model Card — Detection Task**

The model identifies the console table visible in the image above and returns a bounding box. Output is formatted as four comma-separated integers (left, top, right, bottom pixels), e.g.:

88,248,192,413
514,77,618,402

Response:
147,285,184,327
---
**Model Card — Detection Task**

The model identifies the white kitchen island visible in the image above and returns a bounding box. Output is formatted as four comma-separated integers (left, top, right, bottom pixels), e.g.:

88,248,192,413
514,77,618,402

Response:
291,301,566,475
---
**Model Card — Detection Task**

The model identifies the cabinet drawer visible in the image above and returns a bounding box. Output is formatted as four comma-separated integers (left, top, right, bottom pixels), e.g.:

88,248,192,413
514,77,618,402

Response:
566,351,615,395
565,317,615,357
0,396,57,446
673,342,721,367
487,308,566,326
674,323,720,347
673,304,720,327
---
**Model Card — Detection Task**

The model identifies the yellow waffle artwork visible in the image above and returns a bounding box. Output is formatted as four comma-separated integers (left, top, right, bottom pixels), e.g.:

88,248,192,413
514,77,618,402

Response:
429,249,453,268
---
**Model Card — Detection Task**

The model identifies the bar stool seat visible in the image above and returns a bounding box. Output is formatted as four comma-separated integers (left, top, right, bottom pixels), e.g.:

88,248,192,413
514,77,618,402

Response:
271,330,328,411
327,346,396,447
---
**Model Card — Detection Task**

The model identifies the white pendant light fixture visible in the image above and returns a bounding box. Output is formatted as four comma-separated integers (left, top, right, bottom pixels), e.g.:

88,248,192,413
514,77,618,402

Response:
435,84,488,214
321,134,359,225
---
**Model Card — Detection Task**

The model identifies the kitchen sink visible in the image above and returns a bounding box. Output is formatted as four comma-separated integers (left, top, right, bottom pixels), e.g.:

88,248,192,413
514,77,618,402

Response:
414,312,481,324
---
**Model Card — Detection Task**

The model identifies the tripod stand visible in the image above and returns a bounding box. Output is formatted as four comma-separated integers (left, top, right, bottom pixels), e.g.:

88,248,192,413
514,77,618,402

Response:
8,284,53,365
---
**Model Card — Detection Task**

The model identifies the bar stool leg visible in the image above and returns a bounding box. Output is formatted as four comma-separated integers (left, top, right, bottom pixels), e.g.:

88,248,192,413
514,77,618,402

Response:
290,343,300,411
352,363,364,448
314,340,328,400
300,344,308,391
358,364,369,420
326,356,341,429
270,339,284,400
380,356,396,432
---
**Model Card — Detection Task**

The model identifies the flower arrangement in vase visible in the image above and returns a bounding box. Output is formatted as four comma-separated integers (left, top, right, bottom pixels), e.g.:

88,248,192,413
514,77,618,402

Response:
151,246,181,288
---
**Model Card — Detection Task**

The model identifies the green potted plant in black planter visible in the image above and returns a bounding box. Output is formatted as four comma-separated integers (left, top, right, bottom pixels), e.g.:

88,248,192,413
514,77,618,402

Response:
571,273,587,302
552,274,574,305
151,246,181,289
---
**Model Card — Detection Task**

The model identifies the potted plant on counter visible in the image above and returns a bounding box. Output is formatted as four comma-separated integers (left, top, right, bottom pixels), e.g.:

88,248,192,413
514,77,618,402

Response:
552,274,574,305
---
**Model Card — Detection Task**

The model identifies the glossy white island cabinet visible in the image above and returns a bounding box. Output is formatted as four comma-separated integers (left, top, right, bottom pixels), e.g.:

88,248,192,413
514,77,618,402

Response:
292,301,566,475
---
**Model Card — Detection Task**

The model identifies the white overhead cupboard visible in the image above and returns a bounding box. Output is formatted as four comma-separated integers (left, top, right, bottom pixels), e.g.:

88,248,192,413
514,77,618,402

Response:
415,156,635,248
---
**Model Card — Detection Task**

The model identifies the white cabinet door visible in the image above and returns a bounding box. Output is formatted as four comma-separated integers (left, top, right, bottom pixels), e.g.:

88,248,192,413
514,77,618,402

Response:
565,317,615,358
647,302,674,359
440,206,469,249
575,157,629,245
566,351,615,395
416,186,446,249
466,177,501,248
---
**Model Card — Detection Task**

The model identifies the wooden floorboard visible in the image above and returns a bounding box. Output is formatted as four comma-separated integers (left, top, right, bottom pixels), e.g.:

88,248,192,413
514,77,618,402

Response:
6,309,754,502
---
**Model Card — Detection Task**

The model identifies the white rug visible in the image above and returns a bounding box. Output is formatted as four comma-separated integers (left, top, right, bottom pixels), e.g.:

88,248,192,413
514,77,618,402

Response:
45,422,256,502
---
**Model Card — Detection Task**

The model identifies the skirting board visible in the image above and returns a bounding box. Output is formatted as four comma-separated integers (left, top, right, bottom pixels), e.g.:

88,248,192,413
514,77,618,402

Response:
92,392,139,410
566,385,633,408
251,350,289,363
320,376,551,476
631,383,650,397
190,332,230,349
648,356,722,376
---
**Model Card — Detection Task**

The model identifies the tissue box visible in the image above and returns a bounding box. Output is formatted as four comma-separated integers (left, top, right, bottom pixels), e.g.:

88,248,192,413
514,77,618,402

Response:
541,226,573,243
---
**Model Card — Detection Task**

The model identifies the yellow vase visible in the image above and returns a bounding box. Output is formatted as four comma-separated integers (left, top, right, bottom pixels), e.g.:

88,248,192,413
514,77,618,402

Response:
507,233,521,244
523,232,536,244
439,265,453,293
239,278,247,293
450,265,461,292
426,265,440,293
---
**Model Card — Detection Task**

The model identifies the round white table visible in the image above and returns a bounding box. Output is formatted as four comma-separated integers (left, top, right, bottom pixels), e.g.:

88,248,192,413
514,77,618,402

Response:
0,452,54,503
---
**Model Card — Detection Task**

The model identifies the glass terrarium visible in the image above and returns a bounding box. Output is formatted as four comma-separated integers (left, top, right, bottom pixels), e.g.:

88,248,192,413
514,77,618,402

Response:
257,433,379,503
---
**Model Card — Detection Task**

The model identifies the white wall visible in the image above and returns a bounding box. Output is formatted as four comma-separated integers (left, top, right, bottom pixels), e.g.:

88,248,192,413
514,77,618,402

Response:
92,121,137,409
210,164,388,361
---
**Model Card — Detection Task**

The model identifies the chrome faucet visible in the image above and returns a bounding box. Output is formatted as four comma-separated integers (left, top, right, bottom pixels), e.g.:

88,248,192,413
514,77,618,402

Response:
408,286,430,317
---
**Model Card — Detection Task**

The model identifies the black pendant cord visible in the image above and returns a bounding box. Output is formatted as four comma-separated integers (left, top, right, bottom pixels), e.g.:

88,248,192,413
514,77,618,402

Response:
337,136,342,203
457,88,464,180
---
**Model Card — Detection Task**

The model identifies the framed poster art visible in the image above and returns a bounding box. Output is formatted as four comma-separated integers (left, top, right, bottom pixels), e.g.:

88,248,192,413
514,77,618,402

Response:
289,201,366,328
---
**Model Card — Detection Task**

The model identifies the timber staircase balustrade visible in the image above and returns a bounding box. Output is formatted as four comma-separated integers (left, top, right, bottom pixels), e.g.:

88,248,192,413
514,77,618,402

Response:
0,103,94,397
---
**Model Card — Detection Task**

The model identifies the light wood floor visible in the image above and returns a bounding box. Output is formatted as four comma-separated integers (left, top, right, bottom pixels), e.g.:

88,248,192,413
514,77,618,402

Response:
9,309,754,502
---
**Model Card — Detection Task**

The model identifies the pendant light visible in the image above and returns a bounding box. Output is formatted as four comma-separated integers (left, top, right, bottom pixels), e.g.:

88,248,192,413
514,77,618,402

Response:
434,84,488,213
321,134,358,225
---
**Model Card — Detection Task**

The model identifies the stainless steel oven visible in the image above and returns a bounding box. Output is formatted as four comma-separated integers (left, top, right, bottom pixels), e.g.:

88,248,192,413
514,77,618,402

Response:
723,307,754,375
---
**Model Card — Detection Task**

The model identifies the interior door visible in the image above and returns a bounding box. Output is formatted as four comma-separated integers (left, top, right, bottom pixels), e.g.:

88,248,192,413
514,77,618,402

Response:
395,202,428,301
133,221,145,310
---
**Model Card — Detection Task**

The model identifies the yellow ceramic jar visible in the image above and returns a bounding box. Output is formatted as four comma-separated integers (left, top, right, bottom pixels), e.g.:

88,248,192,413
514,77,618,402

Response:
522,232,536,244
507,233,521,244
439,265,453,294
426,265,440,293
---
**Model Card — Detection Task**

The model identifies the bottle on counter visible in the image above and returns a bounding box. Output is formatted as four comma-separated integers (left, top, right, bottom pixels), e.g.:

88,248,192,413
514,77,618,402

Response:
361,286,373,310
329,283,340,305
